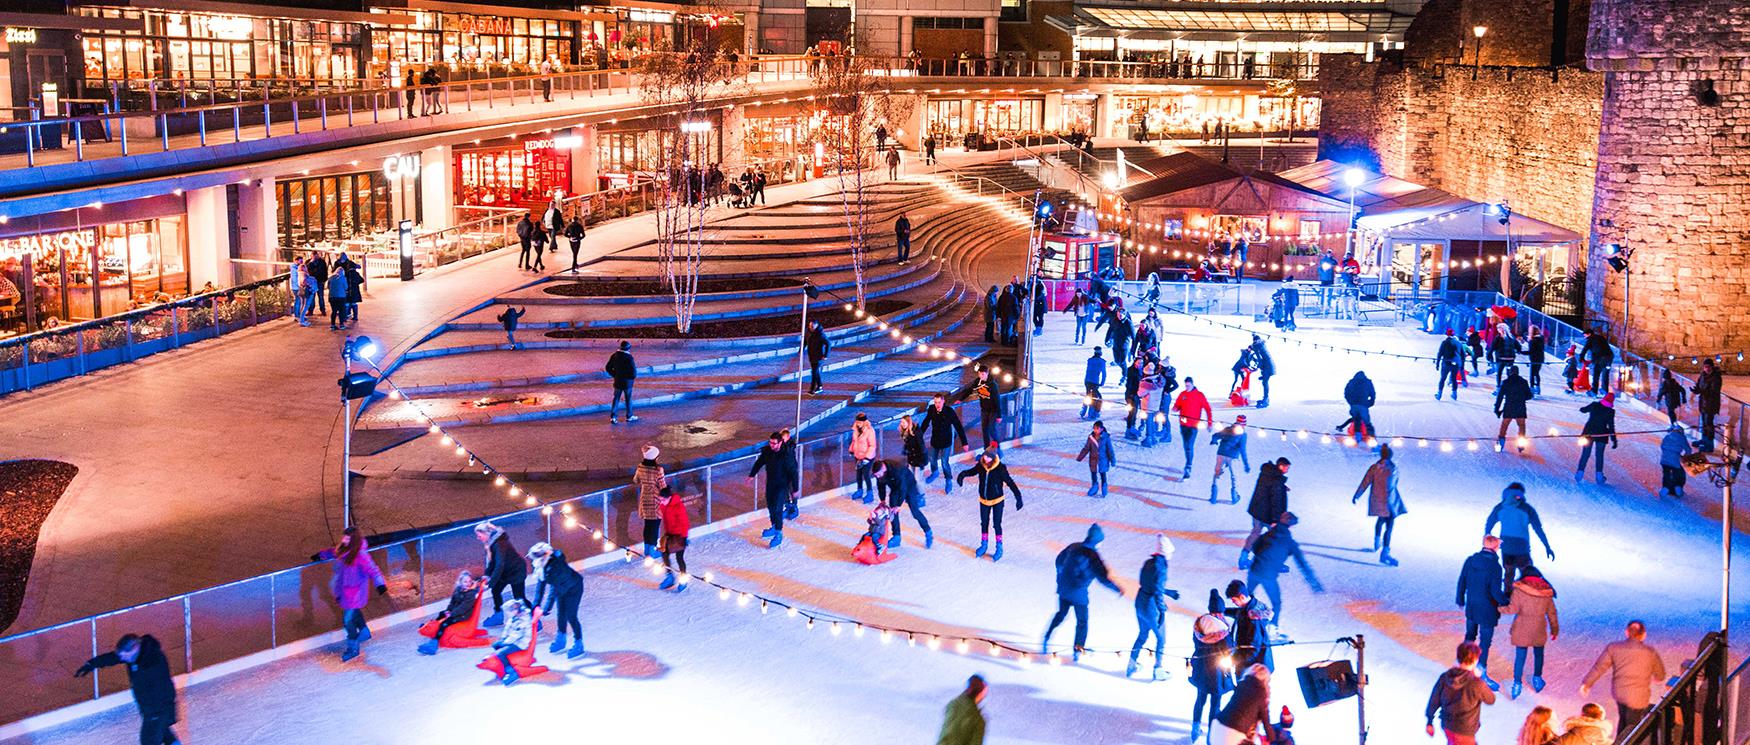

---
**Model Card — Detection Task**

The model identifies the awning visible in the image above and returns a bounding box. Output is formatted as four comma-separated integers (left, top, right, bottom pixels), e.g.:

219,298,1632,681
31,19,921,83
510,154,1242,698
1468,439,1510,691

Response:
1057,1,1423,41
1360,201,1582,243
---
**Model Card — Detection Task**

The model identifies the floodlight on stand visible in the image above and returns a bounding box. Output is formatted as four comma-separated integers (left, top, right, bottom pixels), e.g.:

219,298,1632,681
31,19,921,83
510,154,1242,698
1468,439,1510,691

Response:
1602,243,1632,273
346,335,379,362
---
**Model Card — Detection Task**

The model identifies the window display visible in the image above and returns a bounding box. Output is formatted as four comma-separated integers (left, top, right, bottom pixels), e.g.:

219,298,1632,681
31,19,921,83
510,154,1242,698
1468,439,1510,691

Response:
456,140,574,210
0,217,188,323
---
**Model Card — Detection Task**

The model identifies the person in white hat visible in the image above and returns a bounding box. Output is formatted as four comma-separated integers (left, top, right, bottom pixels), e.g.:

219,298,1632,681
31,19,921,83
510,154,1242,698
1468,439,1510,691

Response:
1127,533,1182,679
634,444,667,559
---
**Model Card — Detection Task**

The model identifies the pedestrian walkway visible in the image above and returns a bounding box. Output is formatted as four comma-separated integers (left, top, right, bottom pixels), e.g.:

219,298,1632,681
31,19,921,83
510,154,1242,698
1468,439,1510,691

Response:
11,309,1743,744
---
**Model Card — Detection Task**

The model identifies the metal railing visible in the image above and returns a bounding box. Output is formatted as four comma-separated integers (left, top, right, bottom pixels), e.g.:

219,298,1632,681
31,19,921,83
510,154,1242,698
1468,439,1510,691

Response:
0,390,1029,727
1622,631,1729,745
0,275,293,395
876,55,1318,82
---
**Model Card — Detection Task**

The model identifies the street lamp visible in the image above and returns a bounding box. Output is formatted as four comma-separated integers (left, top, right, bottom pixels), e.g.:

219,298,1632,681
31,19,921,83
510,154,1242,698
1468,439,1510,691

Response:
1603,242,1634,348
1681,448,1742,637
338,336,380,529
1472,26,1487,79
793,281,821,436
1342,167,1365,261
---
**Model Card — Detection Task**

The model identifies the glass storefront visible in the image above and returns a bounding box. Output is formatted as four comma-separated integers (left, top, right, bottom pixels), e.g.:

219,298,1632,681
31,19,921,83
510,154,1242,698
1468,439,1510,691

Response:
277,172,393,249
456,140,574,210
743,115,809,161
369,10,576,76
924,98,1044,139
1117,93,1319,137
0,217,187,327
75,6,367,87
596,126,721,185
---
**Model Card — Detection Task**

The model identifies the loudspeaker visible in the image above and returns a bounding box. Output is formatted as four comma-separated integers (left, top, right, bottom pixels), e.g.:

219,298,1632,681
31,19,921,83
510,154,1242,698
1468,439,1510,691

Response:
1297,659,1359,708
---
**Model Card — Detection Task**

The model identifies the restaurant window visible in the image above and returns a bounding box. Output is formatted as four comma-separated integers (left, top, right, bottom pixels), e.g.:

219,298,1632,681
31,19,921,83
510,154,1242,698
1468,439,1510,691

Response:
456,140,574,210
1,217,188,324
277,172,392,249
76,6,366,89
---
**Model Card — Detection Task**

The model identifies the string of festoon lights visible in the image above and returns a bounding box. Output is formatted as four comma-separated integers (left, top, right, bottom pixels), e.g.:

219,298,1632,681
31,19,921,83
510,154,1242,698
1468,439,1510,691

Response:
1094,211,1519,275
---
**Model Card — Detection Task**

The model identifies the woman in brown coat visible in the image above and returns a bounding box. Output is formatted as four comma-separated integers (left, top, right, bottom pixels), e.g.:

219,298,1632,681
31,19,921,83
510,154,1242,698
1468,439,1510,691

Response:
1500,565,1559,700
634,443,668,559
1350,444,1406,566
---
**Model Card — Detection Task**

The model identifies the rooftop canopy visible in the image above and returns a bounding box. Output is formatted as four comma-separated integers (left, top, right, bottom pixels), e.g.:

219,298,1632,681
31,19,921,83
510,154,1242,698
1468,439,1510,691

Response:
1050,0,1426,42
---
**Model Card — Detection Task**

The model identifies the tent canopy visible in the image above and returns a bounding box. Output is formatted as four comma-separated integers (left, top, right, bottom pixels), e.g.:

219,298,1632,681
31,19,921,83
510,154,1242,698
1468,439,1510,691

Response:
1359,201,1582,243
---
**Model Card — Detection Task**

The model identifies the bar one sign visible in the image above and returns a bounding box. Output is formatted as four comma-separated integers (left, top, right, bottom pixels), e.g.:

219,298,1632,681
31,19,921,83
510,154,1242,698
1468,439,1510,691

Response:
0,228,96,260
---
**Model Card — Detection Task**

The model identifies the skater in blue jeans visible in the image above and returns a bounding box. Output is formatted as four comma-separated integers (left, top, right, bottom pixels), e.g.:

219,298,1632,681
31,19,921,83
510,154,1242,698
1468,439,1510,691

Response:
918,393,967,491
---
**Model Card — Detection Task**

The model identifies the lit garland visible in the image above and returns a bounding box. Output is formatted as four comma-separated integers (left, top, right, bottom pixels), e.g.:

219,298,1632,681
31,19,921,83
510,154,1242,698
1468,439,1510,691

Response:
1092,211,1515,275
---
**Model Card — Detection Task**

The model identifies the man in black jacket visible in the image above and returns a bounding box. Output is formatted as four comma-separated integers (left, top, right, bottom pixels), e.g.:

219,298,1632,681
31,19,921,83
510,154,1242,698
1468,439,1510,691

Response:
748,432,796,547
996,285,1019,345
1456,535,1508,690
1030,272,1047,336
1694,358,1723,452
606,340,638,423
918,393,968,491
874,459,931,549
894,214,912,263
306,253,330,317
1582,328,1615,398
960,364,1004,448
76,634,179,745
1043,523,1122,660
1238,458,1290,570
1338,371,1377,441
1246,512,1323,638
804,320,830,394
1436,329,1463,401
1494,365,1532,452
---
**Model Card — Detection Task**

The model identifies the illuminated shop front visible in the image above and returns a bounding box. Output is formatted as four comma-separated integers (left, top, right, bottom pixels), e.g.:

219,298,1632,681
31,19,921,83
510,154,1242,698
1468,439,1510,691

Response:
277,171,393,249
367,4,578,74
595,116,723,188
924,98,1045,139
1116,91,1319,136
73,5,371,87
0,198,188,328
456,137,576,209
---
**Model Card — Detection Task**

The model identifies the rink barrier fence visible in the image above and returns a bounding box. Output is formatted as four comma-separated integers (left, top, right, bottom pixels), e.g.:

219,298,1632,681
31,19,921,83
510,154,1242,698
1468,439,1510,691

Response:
0,390,1031,732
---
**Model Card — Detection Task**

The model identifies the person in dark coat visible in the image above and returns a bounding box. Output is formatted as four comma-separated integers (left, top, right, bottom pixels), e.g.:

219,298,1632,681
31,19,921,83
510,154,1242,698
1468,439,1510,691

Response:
1693,359,1723,452
1352,445,1406,566
1338,371,1377,440
497,306,527,349
804,320,830,394
994,285,1018,345
417,571,481,655
1215,663,1274,743
1128,534,1181,679
1574,392,1619,484
918,392,968,490
894,214,912,263
1426,641,1497,743
76,634,179,745
1494,365,1533,452
1121,356,1146,438
306,253,331,317
873,458,931,549
1239,458,1291,569
341,259,364,326
1107,313,1134,368
564,215,586,271
1082,347,1108,420
983,285,998,342
1190,592,1237,742
474,521,528,627
1490,327,1521,386
1030,273,1047,335
1437,329,1464,400
1484,482,1556,592
1457,535,1509,690
1246,513,1323,636
1043,523,1123,661
960,364,1004,448
1225,579,1275,671
516,214,537,270
527,542,585,658
1250,336,1276,408
1582,329,1615,398
957,447,1022,560
606,340,638,423
748,432,796,547
1657,369,1687,424
1075,420,1117,497
1526,327,1546,395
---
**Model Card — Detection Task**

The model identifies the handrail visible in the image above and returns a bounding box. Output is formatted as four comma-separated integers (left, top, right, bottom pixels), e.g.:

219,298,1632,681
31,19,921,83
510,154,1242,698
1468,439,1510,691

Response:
1046,134,1161,182
991,135,1105,198
1620,631,1729,744
0,273,289,349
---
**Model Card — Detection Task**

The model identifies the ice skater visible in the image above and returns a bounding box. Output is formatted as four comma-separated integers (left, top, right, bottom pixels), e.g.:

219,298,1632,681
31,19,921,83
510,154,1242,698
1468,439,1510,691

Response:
527,542,585,657
919,393,969,491
658,485,692,587
1209,415,1251,504
1425,641,1497,744
849,412,878,503
1436,329,1464,400
1043,523,1123,662
1251,336,1276,408
1127,534,1181,679
1238,458,1291,570
1500,565,1559,699
1225,580,1275,671
1574,392,1618,484
1075,420,1117,497
1457,535,1508,691
1082,347,1108,420
874,458,931,548
326,526,387,661
1351,444,1406,566
1337,371,1377,442
1494,365,1533,453
634,444,669,558
1173,377,1214,479
75,634,180,744
748,432,797,548
1190,593,1236,742
1660,423,1692,499
1484,483,1556,592
475,521,528,628
958,447,1023,560
1245,513,1322,640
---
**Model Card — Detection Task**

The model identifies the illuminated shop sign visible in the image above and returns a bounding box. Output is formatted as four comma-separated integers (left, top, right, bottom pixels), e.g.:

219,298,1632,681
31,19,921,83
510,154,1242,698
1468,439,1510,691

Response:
383,153,422,180
4,27,38,44
0,228,97,259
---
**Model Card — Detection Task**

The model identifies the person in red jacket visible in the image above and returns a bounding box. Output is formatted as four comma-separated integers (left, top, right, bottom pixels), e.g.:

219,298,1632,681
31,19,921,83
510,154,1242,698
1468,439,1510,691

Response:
657,486,691,591
1173,377,1214,479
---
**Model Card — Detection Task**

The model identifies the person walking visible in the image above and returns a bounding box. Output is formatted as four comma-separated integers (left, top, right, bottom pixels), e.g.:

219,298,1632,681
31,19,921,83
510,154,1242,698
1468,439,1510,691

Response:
1352,444,1406,566
528,222,548,272
748,432,797,548
1574,393,1619,485
516,213,537,270
895,214,912,263
657,485,691,589
326,264,351,330
1437,329,1464,400
1580,620,1668,737
497,306,527,350
874,458,931,549
886,147,902,179
919,392,969,490
936,675,988,745
1250,336,1276,408
805,319,830,394
542,200,564,252
1246,513,1323,637
1485,482,1557,592
527,542,586,658
1425,641,1498,745
564,214,586,272
327,526,387,661
1174,378,1214,479
1209,415,1251,505
1339,371,1377,441
1082,346,1108,420
1075,420,1117,497
403,67,419,117
1043,523,1123,661
634,444,668,559
957,446,1023,561
1238,458,1291,570
1660,423,1693,499
1495,365,1533,453
1501,565,1559,699
1693,358,1723,452
290,256,313,326
539,57,555,101
1127,534,1181,680
604,340,638,423
1190,594,1237,742
74,634,180,745
1457,535,1509,691
849,412,879,503
475,521,528,627
1215,664,1274,744
1527,327,1546,396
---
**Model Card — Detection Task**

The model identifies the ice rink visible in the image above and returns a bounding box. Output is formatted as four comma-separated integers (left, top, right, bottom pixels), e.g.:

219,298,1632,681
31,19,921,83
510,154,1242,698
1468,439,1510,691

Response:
10,309,1747,745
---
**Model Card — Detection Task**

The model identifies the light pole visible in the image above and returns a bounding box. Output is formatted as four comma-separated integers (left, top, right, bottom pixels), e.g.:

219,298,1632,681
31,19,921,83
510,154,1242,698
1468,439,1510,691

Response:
1471,26,1487,80
1342,167,1365,260
1603,243,1634,349
794,281,821,436
338,336,380,529
1681,449,1742,637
